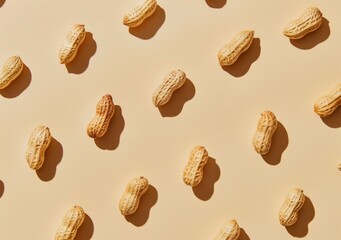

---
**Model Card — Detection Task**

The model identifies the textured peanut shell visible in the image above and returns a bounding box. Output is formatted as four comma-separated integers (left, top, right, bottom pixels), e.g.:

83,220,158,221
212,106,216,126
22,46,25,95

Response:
252,111,277,155
25,126,52,170
59,24,86,64
87,94,115,139
314,83,341,117
279,188,305,226
55,206,85,240
152,69,186,107
0,56,24,89
119,176,149,215
283,7,323,39
213,219,240,240
123,0,157,28
217,30,254,66
183,146,209,187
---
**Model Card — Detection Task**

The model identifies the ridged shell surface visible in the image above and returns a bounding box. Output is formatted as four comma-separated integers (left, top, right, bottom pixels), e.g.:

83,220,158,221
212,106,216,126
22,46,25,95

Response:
123,0,157,27
183,146,209,187
152,69,186,107
59,24,86,64
279,188,305,226
218,30,254,66
283,7,323,39
55,206,85,240
213,219,240,240
87,94,115,138
252,111,277,155
25,126,52,170
314,83,341,117
119,176,149,215
0,56,24,89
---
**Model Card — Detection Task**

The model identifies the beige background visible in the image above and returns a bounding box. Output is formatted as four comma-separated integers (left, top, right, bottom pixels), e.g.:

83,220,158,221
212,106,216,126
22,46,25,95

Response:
0,0,340,239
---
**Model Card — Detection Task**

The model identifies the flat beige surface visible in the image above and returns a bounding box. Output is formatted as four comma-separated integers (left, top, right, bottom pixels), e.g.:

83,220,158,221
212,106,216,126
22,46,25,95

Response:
0,0,340,239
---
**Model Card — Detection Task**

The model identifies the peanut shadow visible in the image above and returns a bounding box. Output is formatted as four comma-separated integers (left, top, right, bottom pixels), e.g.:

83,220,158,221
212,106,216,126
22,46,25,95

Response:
129,6,165,40
285,196,315,238
192,157,220,201
0,180,4,198
222,37,261,77
320,106,341,128
0,64,31,98
289,18,330,49
261,121,288,165
66,32,97,74
239,228,250,240
125,185,158,226
74,214,94,240
205,0,226,8
95,105,125,150
36,137,63,181
158,78,195,117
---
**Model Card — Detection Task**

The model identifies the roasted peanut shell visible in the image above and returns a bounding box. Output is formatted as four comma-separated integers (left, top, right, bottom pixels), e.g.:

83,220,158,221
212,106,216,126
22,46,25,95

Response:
123,0,157,28
0,56,24,89
152,69,186,107
119,176,149,215
252,111,277,155
213,219,240,240
59,24,86,64
183,146,209,187
55,206,85,240
314,83,341,117
26,126,52,170
217,30,254,66
279,188,305,226
283,7,323,39
87,94,115,139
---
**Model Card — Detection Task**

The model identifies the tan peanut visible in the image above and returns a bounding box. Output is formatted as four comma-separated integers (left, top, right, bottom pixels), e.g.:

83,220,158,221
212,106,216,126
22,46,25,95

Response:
119,176,149,215
313,83,341,117
25,126,52,170
0,56,24,89
252,111,277,155
213,219,240,240
279,188,305,226
55,206,85,240
59,24,86,64
283,7,323,39
123,0,157,28
217,30,254,66
183,146,209,187
87,94,115,139
152,69,186,107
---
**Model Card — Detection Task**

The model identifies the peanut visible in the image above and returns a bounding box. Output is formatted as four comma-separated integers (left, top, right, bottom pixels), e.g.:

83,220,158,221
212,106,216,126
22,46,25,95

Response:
55,206,85,240
25,126,52,170
123,0,157,28
0,56,24,89
217,30,254,66
59,24,86,64
279,188,305,226
313,83,341,117
87,94,115,139
119,176,149,215
213,219,240,240
283,7,323,39
183,146,209,187
252,111,277,155
152,69,186,107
